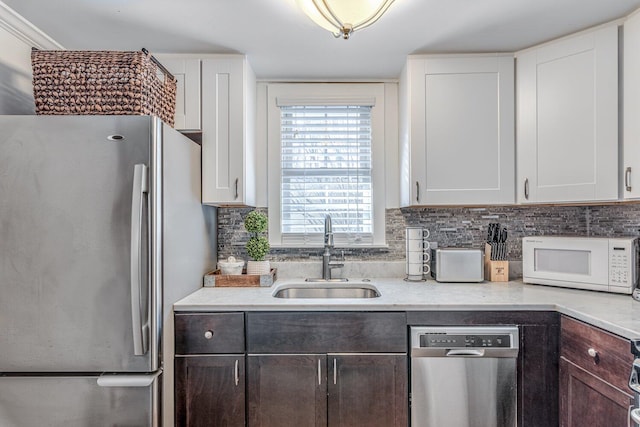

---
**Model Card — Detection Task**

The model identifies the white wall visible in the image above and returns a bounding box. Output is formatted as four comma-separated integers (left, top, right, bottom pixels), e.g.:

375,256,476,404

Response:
0,1,62,114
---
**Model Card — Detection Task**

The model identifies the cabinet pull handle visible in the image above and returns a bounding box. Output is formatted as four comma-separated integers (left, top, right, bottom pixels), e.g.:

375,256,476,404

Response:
234,359,239,386
416,181,420,203
587,347,600,364
524,178,529,200
626,167,632,192
333,358,337,385
317,359,322,385
234,178,239,200
204,330,213,339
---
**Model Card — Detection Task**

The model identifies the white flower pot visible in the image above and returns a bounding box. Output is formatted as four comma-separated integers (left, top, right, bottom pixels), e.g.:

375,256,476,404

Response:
247,260,270,275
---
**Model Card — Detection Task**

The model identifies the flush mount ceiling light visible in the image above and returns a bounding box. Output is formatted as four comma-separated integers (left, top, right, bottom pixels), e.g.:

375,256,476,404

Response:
296,0,396,39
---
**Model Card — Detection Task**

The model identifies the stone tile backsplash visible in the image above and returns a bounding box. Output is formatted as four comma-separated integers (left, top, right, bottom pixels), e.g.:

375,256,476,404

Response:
217,203,640,263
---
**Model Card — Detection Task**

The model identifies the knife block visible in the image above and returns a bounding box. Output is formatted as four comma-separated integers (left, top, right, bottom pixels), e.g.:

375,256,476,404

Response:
484,243,509,282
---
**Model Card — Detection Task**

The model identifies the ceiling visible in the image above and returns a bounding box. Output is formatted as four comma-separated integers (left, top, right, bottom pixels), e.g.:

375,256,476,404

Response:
5,0,640,80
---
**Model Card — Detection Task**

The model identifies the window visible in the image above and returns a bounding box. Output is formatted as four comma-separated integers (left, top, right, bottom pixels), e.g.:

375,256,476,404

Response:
267,84,386,247
281,105,373,240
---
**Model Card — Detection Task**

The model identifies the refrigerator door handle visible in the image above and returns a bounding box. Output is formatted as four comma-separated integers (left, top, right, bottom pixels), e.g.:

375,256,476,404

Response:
131,163,149,356
97,370,161,388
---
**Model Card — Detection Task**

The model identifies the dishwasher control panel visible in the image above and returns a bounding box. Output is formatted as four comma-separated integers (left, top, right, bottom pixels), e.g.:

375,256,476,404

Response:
420,334,512,348
410,326,519,357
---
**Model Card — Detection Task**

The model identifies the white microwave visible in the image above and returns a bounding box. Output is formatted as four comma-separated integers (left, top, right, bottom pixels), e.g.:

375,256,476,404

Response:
522,236,639,294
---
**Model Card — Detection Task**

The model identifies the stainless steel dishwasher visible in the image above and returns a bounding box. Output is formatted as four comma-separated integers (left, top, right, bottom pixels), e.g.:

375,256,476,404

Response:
410,326,519,427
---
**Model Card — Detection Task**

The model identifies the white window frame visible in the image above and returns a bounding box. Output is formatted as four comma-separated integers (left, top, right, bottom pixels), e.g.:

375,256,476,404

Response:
267,83,387,248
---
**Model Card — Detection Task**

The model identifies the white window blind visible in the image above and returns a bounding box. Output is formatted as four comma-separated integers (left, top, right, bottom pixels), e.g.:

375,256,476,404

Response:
280,105,373,245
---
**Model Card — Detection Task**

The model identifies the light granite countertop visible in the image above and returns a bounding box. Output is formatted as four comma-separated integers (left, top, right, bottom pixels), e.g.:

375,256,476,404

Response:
174,278,640,339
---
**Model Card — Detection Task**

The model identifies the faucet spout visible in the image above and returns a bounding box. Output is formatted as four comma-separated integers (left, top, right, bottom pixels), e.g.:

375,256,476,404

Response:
324,214,333,248
322,214,342,280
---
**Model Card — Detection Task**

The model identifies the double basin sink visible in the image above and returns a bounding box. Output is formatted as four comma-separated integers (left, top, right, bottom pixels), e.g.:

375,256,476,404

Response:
272,279,381,299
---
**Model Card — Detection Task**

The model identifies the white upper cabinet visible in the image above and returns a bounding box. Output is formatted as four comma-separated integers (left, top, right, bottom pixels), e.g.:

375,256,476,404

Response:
624,11,640,199
201,56,256,206
516,24,619,204
156,54,257,206
153,55,201,130
399,54,515,206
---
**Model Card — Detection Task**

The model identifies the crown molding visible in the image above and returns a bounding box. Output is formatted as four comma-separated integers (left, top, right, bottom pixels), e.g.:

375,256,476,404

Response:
0,1,63,49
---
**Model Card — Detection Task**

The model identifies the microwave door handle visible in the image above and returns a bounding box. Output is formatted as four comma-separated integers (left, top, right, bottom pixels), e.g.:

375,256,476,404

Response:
130,164,148,356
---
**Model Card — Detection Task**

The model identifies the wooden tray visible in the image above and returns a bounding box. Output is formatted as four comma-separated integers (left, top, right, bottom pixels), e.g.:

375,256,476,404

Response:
204,268,277,287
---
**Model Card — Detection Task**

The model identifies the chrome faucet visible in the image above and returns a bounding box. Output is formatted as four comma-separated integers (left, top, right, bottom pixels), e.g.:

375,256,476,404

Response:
322,214,344,280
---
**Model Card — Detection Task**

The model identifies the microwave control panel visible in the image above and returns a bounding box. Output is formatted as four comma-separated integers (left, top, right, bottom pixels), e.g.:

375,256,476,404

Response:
609,239,637,288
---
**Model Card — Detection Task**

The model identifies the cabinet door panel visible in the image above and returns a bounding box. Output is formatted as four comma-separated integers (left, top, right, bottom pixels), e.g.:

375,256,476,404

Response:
247,354,327,427
328,354,407,427
537,51,595,187
425,72,500,191
403,54,514,206
624,11,640,199
201,57,256,206
516,25,618,203
202,59,239,203
175,356,245,427
155,57,201,131
560,357,632,427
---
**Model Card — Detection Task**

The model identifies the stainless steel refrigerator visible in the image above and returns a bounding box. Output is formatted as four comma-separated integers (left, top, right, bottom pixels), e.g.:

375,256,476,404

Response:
0,115,216,426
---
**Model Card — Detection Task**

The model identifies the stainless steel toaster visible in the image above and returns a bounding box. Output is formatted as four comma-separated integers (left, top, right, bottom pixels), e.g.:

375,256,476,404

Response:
430,248,484,282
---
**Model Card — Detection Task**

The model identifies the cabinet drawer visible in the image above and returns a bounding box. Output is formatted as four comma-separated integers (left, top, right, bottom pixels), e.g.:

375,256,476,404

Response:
246,312,407,353
175,313,244,355
560,315,633,392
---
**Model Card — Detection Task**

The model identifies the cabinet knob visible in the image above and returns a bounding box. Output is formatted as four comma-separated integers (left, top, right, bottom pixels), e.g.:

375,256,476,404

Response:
204,330,214,339
587,347,599,363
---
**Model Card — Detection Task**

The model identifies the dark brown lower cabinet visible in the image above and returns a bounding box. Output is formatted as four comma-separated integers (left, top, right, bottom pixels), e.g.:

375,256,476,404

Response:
174,311,572,427
328,354,407,427
175,355,246,427
247,354,407,427
559,357,632,427
559,315,634,427
247,354,327,427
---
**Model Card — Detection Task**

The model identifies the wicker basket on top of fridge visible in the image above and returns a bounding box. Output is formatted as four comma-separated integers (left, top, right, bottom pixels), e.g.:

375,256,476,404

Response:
31,48,177,127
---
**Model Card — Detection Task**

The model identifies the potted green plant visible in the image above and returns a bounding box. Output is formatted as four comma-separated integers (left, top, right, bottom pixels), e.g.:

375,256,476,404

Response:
244,210,270,275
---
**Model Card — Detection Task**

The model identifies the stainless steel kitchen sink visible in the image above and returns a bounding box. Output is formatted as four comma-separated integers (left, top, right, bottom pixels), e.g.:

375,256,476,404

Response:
272,282,381,299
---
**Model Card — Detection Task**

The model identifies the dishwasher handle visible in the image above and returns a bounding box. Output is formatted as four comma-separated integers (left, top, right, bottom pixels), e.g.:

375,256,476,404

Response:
446,349,485,357
411,347,519,358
